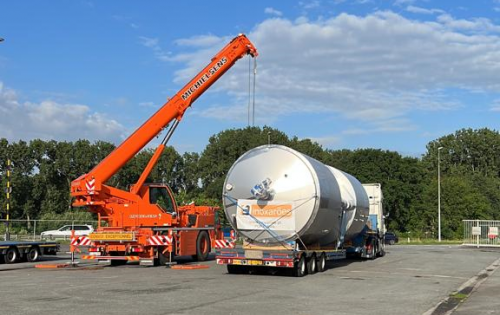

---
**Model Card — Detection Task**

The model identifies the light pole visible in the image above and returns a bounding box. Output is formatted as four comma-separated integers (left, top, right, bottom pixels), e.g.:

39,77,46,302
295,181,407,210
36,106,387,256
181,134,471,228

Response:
438,146,443,242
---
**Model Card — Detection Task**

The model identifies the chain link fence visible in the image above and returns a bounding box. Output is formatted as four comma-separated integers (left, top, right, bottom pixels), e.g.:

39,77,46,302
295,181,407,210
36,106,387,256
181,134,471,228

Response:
0,219,98,241
463,220,500,247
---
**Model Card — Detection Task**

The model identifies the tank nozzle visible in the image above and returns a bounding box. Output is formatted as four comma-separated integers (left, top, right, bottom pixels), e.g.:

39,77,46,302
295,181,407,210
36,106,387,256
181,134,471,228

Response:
250,178,273,200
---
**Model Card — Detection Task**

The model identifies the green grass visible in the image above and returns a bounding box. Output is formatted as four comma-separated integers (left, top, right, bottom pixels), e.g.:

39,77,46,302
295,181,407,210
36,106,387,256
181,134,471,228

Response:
449,292,468,302
396,239,463,245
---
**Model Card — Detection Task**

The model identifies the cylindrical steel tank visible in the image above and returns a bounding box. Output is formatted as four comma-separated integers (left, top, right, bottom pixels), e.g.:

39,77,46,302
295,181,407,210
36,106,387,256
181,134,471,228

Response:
223,145,369,246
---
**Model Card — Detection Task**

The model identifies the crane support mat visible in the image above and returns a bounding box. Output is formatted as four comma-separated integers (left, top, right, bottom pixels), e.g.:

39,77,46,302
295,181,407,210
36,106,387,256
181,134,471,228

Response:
35,263,104,270
170,264,210,270
35,263,72,269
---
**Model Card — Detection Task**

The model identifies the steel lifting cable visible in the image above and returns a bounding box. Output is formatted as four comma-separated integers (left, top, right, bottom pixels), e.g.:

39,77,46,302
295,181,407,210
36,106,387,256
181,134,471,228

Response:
252,57,257,127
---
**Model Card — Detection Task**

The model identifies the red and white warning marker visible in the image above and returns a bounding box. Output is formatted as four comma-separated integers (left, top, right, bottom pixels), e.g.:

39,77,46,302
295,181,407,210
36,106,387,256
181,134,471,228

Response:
148,235,173,246
86,178,96,194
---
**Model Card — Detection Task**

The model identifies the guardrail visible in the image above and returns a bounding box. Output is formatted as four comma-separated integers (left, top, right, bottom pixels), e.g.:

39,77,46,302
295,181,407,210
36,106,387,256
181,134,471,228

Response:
463,220,500,248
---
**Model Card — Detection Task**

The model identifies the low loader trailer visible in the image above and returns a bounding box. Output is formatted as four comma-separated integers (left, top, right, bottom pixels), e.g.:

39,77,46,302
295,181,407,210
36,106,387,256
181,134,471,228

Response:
0,240,58,264
216,146,386,277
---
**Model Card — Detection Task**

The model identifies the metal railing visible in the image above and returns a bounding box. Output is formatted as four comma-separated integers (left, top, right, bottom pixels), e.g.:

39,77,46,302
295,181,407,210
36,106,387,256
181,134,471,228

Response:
463,220,500,248
0,219,98,241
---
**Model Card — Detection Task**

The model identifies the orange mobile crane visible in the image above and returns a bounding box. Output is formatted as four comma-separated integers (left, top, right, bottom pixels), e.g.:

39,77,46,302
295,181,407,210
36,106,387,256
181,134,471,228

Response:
70,34,258,266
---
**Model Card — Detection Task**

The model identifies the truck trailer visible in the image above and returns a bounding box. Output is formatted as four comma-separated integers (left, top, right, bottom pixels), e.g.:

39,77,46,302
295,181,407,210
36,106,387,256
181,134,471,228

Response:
0,240,58,264
216,145,385,276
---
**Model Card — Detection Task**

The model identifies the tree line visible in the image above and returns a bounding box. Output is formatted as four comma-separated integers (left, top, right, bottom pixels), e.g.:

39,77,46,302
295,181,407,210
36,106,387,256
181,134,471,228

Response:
0,127,499,239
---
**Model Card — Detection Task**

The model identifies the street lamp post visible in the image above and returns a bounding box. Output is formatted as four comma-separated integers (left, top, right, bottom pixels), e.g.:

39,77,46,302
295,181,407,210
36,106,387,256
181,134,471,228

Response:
438,146,443,242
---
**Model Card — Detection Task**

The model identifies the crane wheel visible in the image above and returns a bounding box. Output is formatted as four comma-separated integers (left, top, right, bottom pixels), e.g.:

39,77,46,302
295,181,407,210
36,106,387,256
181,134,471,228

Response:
192,231,210,262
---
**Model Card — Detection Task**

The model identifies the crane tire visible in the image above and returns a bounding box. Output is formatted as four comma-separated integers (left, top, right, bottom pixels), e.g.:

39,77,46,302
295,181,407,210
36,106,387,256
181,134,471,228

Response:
192,231,210,261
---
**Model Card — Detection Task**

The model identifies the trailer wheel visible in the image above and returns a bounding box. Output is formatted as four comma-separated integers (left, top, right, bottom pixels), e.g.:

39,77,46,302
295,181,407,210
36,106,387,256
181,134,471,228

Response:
307,254,317,274
293,255,306,277
192,231,210,261
316,253,326,272
26,247,40,262
377,242,386,257
5,247,19,264
369,240,376,260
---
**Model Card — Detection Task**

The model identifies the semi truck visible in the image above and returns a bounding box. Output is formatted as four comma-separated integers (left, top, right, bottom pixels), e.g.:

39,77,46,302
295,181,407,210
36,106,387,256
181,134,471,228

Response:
0,240,58,264
216,145,385,276
70,34,258,266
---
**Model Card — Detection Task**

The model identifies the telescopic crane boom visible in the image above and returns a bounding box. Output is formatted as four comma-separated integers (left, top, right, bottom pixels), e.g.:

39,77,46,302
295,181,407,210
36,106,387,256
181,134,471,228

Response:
71,34,257,207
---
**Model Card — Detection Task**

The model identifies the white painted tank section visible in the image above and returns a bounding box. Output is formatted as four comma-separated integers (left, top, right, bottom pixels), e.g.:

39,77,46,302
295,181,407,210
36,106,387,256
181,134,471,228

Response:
223,145,369,246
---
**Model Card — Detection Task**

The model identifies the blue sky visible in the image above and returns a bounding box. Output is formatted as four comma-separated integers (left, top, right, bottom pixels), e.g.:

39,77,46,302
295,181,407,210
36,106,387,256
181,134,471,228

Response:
1,0,499,157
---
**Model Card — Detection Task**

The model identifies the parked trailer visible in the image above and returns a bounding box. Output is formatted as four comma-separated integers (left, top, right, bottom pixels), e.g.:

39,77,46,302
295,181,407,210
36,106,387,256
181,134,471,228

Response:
216,145,385,276
0,240,58,264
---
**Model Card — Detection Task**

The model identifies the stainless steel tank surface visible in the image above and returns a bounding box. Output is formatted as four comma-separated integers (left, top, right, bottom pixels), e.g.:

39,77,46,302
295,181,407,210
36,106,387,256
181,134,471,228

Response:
223,145,369,246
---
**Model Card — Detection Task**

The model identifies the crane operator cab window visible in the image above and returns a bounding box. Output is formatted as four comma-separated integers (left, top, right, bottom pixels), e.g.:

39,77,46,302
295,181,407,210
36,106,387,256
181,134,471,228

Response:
149,187,175,214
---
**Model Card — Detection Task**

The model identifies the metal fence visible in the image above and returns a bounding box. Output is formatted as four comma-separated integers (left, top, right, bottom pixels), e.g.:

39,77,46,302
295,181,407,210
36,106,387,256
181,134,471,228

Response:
0,219,98,241
463,220,500,247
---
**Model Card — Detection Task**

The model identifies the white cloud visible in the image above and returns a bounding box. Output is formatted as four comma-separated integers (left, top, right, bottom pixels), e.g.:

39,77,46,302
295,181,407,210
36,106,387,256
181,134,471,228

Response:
149,11,500,132
264,7,283,17
437,14,500,33
299,0,321,10
491,99,500,111
406,5,444,15
306,135,341,146
393,0,417,6
0,82,125,143
175,35,225,47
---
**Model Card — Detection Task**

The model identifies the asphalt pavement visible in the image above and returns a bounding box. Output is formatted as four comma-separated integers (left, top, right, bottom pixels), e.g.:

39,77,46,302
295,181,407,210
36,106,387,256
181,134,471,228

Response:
1,245,499,315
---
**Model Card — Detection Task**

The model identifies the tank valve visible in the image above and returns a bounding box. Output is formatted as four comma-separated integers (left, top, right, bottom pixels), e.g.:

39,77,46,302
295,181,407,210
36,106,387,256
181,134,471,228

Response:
250,178,272,200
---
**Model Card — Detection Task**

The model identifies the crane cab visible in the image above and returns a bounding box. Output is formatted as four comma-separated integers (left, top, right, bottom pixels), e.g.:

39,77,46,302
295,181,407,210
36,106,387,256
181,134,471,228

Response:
147,184,178,215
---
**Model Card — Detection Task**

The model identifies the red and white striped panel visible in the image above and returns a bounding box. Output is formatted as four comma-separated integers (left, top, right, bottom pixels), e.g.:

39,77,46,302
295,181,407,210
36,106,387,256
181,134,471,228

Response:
71,236,92,246
215,240,235,249
148,235,173,246
86,178,96,194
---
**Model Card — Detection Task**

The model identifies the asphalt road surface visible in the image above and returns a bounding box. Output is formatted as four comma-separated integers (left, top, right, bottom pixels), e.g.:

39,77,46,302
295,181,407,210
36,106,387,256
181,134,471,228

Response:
0,245,499,315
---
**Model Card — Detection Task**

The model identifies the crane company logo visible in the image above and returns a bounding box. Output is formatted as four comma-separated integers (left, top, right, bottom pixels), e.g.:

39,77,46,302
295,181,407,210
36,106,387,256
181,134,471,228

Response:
129,214,158,219
181,57,228,101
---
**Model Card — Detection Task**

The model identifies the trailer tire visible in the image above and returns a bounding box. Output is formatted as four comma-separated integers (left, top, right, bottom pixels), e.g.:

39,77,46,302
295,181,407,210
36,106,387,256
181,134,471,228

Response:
294,255,306,277
192,231,210,262
5,247,19,264
26,247,40,262
307,254,317,274
369,240,376,260
316,253,326,272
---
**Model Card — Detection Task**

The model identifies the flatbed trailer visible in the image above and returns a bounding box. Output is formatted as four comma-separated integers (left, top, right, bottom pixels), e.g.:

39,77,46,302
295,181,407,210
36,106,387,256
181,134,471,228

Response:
0,240,59,264
216,233,382,277
217,244,347,273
